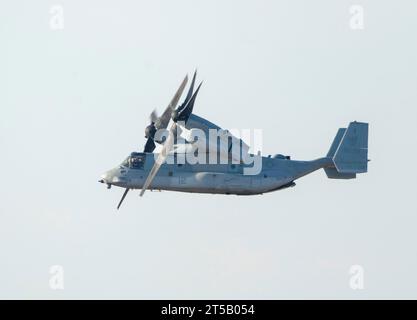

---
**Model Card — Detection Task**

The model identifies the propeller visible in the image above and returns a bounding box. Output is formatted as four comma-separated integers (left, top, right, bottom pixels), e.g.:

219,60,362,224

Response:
117,75,189,209
155,76,189,130
179,70,197,112
139,122,177,197
117,188,130,210
150,110,158,123
143,75,189,153
140,71,203,197
172,81,202,123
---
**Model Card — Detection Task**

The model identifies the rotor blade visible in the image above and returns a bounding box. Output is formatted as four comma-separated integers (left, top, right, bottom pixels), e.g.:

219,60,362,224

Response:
140,123,177,197
155,75,188,130
179,69,197,112
150,109,158,123
143,137,156,153
176,81,202,123
117,188,130,210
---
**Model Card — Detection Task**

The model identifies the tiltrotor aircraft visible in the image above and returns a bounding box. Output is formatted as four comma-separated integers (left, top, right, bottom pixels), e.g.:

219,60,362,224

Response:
99,71,369,209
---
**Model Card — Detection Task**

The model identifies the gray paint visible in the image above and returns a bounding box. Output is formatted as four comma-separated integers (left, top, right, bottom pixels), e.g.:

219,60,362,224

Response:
100,121,368,196
101,155,333,195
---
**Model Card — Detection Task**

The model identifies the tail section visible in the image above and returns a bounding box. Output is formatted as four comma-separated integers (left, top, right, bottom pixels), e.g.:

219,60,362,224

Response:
325,121,369,179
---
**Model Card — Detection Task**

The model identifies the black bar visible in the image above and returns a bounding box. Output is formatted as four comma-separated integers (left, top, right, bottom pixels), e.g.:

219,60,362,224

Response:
1,300,415,319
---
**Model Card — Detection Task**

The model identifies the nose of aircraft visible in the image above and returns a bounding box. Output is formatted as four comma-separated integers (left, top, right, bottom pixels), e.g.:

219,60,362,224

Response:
99,171,113,188
99,172,108,184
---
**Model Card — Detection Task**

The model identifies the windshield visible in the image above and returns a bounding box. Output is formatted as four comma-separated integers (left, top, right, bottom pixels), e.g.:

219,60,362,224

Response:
121,157,130,167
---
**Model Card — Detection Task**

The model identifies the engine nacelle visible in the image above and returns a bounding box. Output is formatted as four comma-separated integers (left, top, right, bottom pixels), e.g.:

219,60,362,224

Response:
181,128,250,162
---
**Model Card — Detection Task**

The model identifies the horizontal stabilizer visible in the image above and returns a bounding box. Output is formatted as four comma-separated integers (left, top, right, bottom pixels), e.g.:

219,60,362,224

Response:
324,167,356,179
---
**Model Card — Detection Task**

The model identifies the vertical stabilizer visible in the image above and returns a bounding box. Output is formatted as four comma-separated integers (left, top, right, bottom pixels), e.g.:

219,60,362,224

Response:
333,121,369,174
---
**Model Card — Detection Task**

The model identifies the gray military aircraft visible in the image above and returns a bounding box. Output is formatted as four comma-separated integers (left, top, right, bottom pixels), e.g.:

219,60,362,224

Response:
99,71,369,209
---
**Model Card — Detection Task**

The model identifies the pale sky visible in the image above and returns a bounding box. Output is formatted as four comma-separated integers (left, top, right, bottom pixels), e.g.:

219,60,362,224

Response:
1,0,416,299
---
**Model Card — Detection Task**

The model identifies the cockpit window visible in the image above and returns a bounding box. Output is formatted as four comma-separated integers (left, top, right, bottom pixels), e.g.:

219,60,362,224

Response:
130,155,145,168
120,153,146,169
121,157,130,167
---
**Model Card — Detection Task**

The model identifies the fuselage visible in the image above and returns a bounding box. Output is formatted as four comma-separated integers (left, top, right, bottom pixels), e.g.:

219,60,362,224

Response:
100,152,333,195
